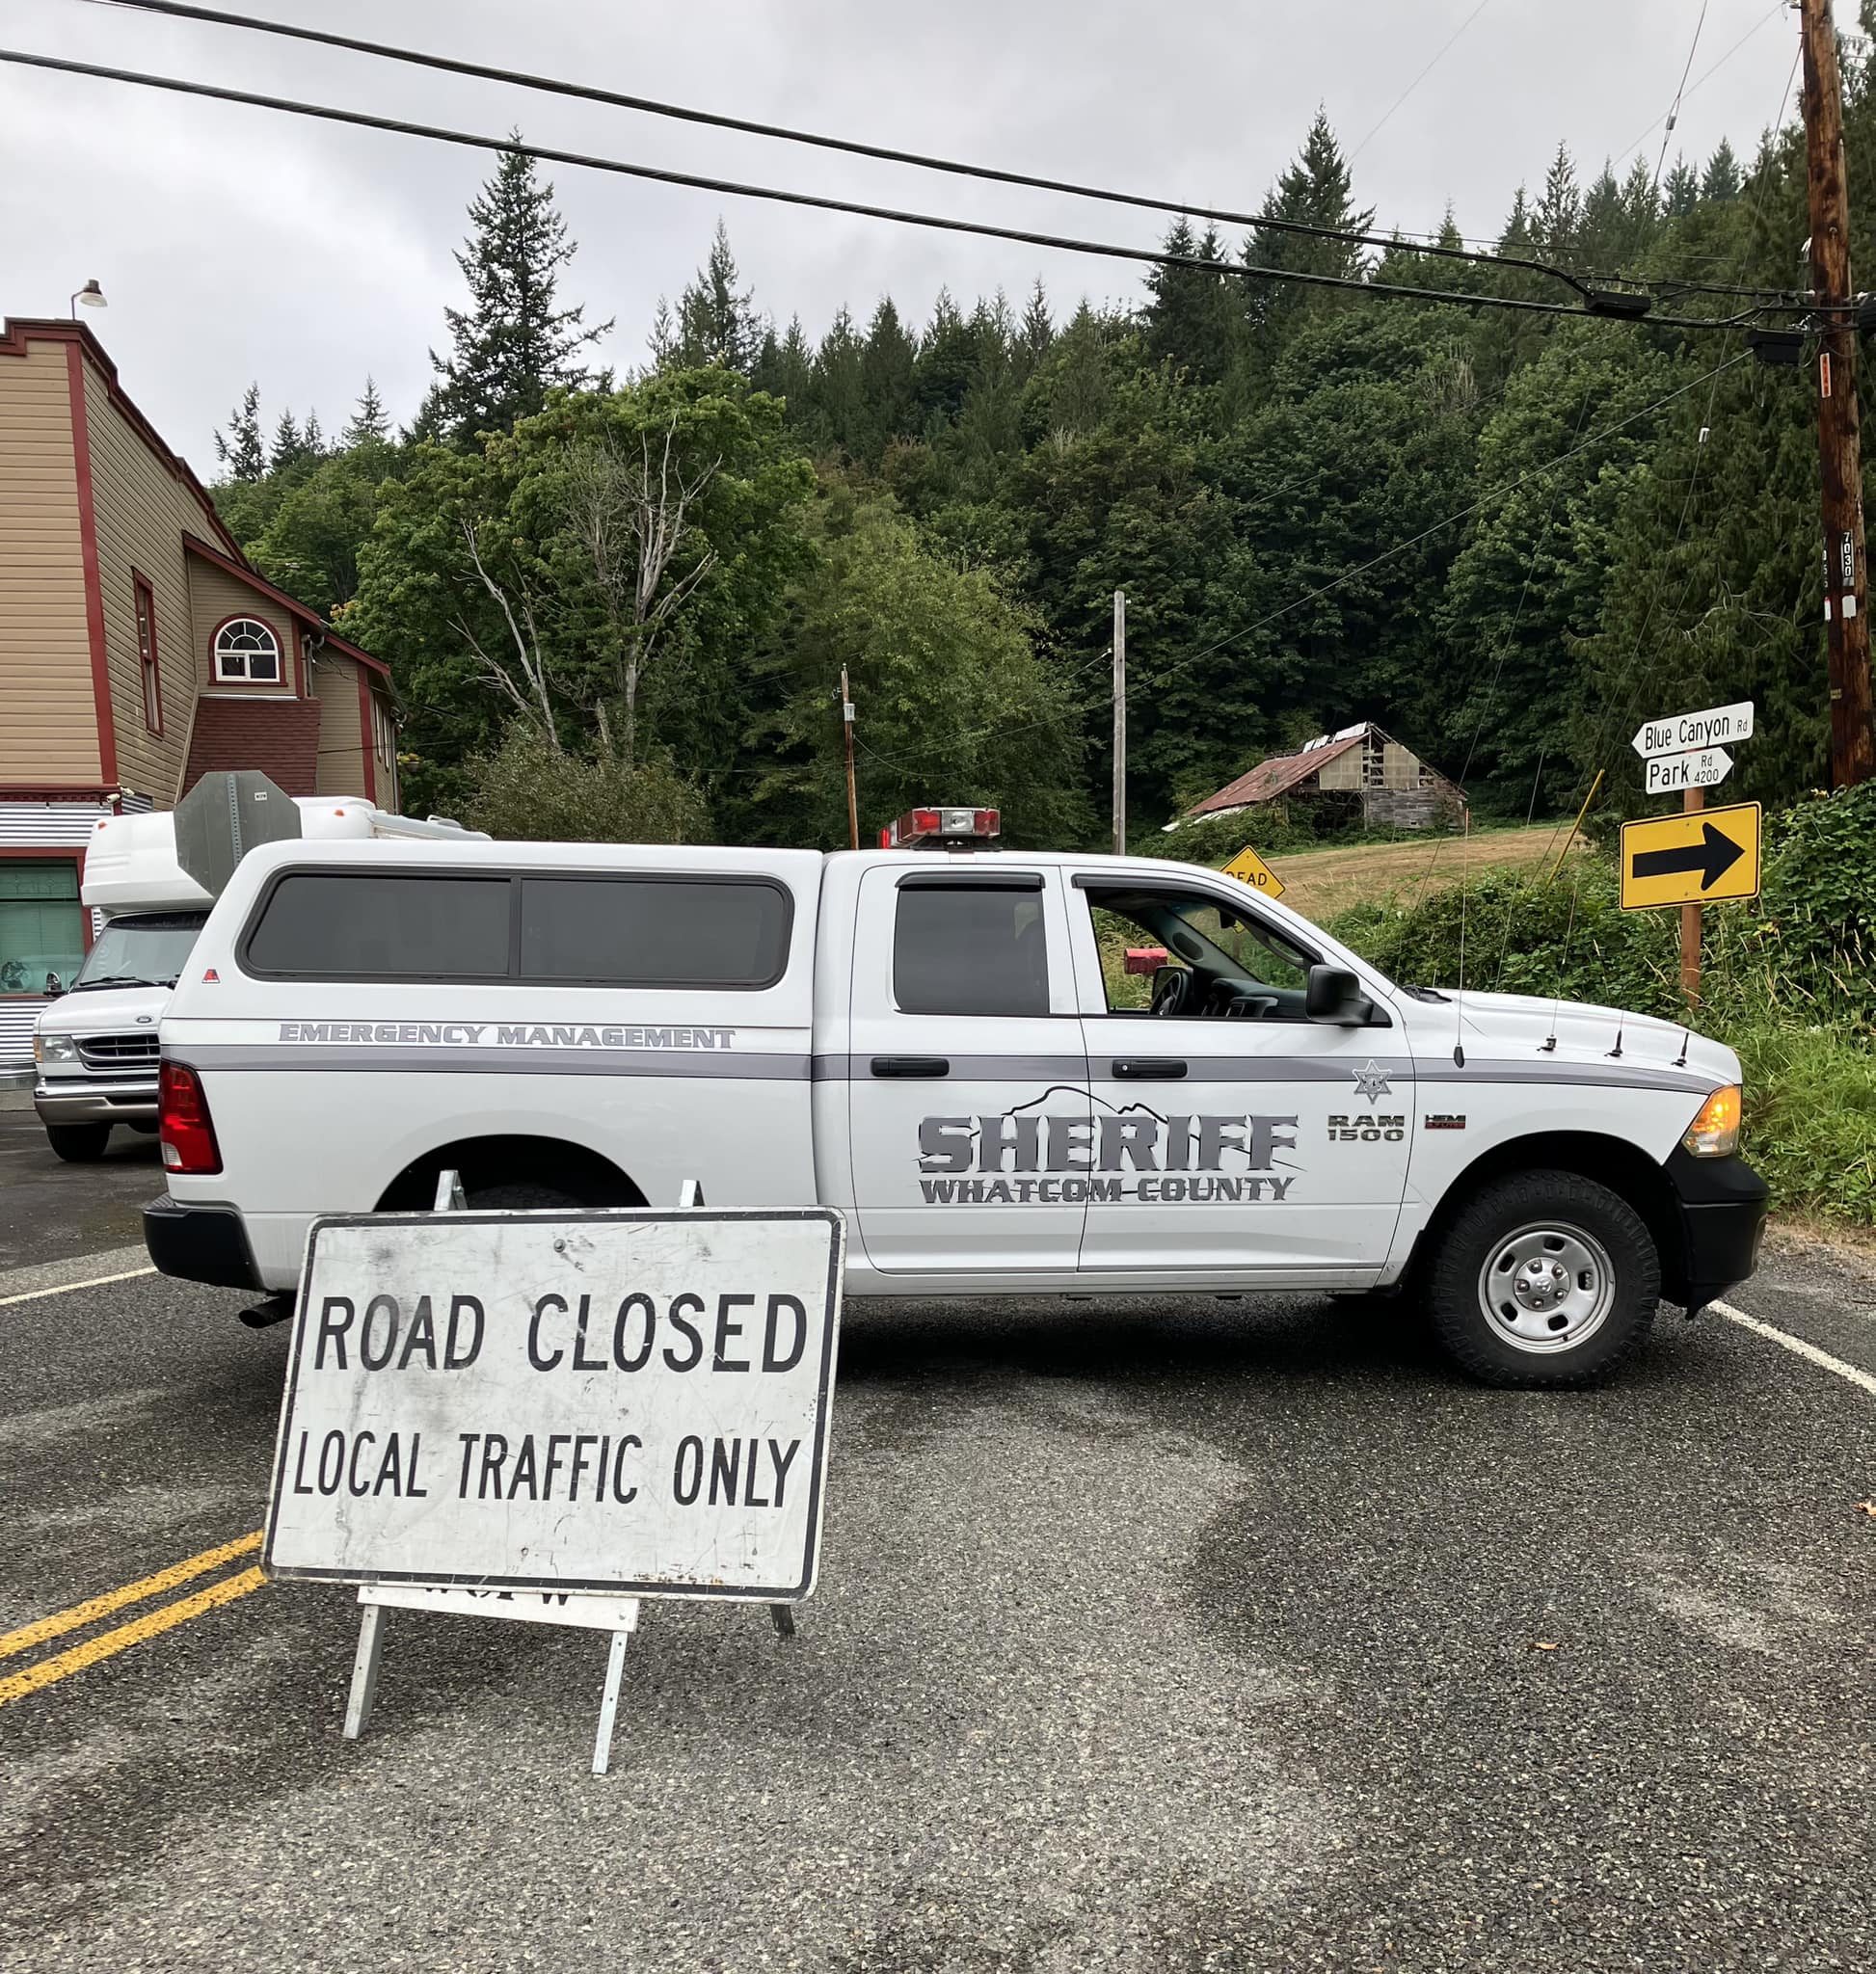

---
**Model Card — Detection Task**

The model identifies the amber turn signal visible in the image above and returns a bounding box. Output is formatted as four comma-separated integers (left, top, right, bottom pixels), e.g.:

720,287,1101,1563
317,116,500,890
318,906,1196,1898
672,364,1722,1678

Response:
1682,1083,1741,1158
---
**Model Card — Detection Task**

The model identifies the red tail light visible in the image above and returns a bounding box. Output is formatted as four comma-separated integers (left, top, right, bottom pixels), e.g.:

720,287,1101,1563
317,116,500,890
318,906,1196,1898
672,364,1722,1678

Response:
160,1061,222,1175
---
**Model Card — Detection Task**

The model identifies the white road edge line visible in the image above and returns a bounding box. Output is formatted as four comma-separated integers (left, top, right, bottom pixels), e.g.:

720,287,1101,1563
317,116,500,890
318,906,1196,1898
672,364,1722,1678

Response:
0,1267,157,1309
1713,1298,1876,1400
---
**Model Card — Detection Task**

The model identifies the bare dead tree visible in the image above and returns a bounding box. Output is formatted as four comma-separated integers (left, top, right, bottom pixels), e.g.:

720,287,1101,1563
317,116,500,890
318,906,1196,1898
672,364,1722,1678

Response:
454,520,563,750
563,419,720,767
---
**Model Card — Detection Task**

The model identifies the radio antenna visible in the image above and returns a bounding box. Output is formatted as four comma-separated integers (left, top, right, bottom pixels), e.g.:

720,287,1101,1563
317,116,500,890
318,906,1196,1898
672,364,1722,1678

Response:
1452,807,1470,1068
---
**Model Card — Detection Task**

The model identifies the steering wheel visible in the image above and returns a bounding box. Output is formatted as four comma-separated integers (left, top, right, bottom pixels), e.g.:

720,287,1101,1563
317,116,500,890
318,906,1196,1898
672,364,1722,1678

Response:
1150,967,1193,1019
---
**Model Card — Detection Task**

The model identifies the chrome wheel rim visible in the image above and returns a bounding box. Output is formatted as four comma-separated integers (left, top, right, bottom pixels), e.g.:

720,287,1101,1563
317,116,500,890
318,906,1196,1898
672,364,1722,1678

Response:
1476,1221,1615,1354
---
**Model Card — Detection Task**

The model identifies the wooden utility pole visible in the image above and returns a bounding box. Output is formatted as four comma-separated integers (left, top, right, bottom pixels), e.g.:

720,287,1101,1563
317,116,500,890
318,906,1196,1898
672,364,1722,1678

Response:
1801,0,1876,787
1111,590,1127,856
1679,786,1703,1006
840,668,858,850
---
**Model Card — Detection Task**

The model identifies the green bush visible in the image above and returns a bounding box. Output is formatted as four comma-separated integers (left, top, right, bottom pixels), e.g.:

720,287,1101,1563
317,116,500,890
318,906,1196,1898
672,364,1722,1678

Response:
1138,807,1432,866
463,724,711,844
1729,1020,1876,1225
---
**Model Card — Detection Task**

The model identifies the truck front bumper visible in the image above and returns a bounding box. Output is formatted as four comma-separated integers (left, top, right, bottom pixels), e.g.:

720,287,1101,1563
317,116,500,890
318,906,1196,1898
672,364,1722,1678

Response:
34,1078,158,1127
1663,1148,1767,1313
143,1195,264,1291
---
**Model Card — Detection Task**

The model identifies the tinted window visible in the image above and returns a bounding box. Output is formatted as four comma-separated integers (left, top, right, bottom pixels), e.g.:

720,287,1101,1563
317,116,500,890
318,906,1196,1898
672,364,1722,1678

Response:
895,886,1049,1017
246,874,512,978
519,877,790,987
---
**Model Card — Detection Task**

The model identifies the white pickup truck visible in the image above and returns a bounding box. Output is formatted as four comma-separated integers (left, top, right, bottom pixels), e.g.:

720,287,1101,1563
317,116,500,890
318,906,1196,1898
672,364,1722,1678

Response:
144,813,1765,1386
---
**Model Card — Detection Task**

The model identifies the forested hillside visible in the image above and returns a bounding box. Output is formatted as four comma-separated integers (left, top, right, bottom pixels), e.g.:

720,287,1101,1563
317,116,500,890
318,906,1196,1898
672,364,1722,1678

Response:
207,39,1876,846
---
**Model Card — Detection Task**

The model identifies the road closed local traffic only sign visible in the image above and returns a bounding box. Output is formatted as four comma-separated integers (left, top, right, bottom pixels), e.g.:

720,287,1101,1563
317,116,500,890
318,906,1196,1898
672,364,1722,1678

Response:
265,1209,844,1601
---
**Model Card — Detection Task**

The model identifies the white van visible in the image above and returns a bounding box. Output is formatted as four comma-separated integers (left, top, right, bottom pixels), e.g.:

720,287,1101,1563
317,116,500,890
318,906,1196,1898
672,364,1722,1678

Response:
34,791,482,1161
143,810,1766,1386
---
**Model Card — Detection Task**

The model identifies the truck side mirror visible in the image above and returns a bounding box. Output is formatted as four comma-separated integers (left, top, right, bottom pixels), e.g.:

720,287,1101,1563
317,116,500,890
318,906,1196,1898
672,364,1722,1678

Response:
1305,964,1371,1025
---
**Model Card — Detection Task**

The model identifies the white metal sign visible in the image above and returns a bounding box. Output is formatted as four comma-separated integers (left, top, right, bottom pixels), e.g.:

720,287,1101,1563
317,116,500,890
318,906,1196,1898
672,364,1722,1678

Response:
265,1209,844,1601
1645,746,1734,795
1631,701,1755,759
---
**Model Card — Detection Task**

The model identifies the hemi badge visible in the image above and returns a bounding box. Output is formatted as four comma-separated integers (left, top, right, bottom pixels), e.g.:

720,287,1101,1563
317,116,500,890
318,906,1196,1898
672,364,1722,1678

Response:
1424,1113,1466,1130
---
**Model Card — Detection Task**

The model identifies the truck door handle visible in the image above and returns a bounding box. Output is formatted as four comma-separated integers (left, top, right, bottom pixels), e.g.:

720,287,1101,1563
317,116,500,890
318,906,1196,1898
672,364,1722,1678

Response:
1112,1058,1187,1080
871,1055,950,1079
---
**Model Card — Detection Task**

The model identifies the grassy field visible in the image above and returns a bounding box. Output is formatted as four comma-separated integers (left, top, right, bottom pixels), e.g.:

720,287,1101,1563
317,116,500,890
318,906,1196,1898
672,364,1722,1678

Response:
1246,824,1583,925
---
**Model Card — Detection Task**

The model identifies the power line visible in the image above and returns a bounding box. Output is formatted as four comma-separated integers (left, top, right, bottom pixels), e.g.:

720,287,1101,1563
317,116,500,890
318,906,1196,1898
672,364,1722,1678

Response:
0,45,1789,331
1650,0,1711,198
71,0,1712,309
1349,0,1497,162
1611,0,1786,173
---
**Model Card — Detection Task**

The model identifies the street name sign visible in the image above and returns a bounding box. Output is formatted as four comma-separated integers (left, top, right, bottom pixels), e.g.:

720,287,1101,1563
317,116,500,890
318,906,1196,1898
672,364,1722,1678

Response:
1222,845,1285,898
1631,701,1755,760
1620,801,1761,911
265,1208,844,1600
1644,746,1734,796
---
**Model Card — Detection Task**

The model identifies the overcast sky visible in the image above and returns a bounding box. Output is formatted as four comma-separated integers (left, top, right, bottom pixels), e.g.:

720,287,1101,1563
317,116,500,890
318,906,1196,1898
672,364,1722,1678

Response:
0,0,1834,468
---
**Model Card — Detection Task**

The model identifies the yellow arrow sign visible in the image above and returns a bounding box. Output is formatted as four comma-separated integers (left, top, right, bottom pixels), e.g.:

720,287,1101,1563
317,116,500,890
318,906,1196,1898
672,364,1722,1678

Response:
1222,845,1285,899
1620,801,1761,910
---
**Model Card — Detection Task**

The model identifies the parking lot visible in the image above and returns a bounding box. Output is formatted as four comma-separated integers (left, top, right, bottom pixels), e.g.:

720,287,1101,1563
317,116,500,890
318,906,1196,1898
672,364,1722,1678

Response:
2,1131,1873,1973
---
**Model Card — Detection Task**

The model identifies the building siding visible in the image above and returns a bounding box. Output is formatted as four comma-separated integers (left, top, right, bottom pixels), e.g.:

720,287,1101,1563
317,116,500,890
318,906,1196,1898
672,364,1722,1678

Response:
82,360,208,805
0,341,99,785
311,654,371,797
187,559,298,707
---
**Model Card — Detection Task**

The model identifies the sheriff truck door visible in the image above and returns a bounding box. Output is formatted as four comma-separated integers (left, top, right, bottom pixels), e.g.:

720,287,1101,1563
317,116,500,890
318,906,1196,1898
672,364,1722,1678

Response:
1067,873,1412,1280
845,864,1090,1275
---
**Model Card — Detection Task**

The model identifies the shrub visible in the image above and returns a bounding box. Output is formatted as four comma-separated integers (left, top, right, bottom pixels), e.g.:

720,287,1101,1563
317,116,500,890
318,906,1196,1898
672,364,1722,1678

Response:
463,725,711,844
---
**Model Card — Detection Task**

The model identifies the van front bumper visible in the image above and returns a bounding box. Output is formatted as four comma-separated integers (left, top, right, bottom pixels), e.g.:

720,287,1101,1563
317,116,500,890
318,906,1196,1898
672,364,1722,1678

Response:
35,1078,158,1127
143,1195,265,1291
1663,1148,1768,1312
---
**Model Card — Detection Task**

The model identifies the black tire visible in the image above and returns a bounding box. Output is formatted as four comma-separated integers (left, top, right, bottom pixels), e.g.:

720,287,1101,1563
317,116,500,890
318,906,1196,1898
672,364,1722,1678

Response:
1424,1168,1659,1389
46,1123,111,1163
466,1181,586,1211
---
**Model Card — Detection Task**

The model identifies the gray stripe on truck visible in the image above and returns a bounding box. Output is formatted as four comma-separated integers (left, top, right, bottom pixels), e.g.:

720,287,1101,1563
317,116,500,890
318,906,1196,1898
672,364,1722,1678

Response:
174,1045,813,1080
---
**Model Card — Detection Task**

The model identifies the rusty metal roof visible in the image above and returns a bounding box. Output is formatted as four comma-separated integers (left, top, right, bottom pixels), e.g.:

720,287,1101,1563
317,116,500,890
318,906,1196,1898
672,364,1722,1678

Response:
1185,734,1366,817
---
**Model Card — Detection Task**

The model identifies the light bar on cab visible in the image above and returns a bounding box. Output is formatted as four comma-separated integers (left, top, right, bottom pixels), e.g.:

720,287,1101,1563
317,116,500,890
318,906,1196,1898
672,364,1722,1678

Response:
879,807,1002,848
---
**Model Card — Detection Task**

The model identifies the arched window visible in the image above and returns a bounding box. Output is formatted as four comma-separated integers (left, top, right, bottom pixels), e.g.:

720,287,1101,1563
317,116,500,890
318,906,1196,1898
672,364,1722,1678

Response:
213,617,281,683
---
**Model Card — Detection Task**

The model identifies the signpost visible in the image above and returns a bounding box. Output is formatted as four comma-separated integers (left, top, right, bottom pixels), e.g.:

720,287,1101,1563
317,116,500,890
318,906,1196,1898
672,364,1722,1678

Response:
1221,845,1285,899
1626,703,1757,1006
266,1199,844,1773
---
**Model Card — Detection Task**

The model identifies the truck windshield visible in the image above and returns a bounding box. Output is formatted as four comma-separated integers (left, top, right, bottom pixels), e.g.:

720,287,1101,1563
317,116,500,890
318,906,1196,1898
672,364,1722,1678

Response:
71,912,208,992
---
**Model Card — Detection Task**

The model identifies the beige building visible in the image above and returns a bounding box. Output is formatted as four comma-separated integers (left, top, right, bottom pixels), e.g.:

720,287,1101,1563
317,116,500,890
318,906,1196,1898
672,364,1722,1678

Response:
0,316,399,1066
1182,721,1464,834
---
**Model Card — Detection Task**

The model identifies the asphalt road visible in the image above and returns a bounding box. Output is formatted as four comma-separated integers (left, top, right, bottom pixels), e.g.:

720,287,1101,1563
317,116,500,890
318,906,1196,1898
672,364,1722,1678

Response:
1,1204,1873,1970
0,1106,161,1272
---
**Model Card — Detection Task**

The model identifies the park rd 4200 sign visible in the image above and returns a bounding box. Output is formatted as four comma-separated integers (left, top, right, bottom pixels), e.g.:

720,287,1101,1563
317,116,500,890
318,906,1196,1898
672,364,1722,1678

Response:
264,1210,843,1601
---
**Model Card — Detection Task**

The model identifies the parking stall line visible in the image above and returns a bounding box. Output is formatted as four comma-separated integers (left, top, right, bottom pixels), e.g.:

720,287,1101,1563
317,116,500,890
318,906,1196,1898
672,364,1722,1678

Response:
0,1530,264,1662
1714,1298,1876,1400
0,1266,156,1309
0,1566,268,1708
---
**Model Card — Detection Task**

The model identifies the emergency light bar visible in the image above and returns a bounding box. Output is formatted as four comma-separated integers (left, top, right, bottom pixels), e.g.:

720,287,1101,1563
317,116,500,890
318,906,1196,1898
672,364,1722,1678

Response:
879,807,1002,849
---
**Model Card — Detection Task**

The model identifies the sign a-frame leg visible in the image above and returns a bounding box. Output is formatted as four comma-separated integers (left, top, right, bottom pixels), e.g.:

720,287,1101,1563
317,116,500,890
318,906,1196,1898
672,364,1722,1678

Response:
342,1602,388,1740
592,1626,632,1775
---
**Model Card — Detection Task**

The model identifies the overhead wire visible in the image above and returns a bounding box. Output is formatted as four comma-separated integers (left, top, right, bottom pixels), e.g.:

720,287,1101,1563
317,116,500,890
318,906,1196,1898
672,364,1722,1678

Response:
1650,0,1711,198
1610,0,1786,173
0,47,1802,331
1347,0,1498,163
68,0,1803,314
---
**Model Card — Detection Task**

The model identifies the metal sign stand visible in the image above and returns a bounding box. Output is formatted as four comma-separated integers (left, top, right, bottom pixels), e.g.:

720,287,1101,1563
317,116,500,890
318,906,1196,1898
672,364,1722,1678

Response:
335,1171,796,1775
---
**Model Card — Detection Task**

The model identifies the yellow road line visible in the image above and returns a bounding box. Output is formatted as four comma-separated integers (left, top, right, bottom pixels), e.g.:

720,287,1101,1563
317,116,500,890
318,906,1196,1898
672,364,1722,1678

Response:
0,1266,156,1308
0,1566,267,1707
0,1529,263,1661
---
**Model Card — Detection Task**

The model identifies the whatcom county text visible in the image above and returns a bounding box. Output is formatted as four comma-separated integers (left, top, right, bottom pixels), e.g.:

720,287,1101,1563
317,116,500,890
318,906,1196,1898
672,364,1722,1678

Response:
264,1213,843,1598
918,1109,1300,1204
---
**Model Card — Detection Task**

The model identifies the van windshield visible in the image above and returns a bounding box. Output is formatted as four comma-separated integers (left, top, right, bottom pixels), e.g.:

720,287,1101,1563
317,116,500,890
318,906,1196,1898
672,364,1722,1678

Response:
71,912,208,992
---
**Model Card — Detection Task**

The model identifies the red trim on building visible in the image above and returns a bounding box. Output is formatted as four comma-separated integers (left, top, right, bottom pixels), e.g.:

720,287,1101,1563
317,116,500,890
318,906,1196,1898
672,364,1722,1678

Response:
4,319,244,561
66,342,119,787
356,666,379,804
133,568,163,734
206,611,290,688
0,786,119,800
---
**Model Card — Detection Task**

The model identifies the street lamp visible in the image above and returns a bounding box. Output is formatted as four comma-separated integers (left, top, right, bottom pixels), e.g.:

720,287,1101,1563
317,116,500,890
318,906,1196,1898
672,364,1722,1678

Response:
69,280,106,318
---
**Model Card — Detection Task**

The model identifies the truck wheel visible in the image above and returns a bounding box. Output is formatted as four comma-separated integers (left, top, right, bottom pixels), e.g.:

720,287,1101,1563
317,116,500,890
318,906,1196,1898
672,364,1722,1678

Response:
46,1124,112,1163
1424,1169,1659,1388
467,1182,585,1211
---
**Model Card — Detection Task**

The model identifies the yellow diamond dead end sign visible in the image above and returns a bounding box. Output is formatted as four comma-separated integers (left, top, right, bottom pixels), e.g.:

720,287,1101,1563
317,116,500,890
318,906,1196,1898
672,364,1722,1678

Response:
1620,801,1760,910
1222,845,1285,899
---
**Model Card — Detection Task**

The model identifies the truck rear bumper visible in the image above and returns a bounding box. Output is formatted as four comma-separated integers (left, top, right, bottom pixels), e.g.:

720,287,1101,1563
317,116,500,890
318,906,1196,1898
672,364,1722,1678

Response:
34,1079,158,1127
1663,1148,1767,1313
143,1195,265,1291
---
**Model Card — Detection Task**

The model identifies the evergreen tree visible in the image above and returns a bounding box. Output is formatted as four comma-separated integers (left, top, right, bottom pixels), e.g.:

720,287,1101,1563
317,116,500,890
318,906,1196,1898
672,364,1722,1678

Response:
1146,220,1239,384
1534,144,1581,260
269,410,304,474
1702,138,1742,202
214,384,266,482
302,410,324,457
432,136,611,441
857,298,918,458
673,220,763,373
751,315,815,424
1243,112,1373,355
344,377,389,445
1663,157,1701,218
1017,279,1054,372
